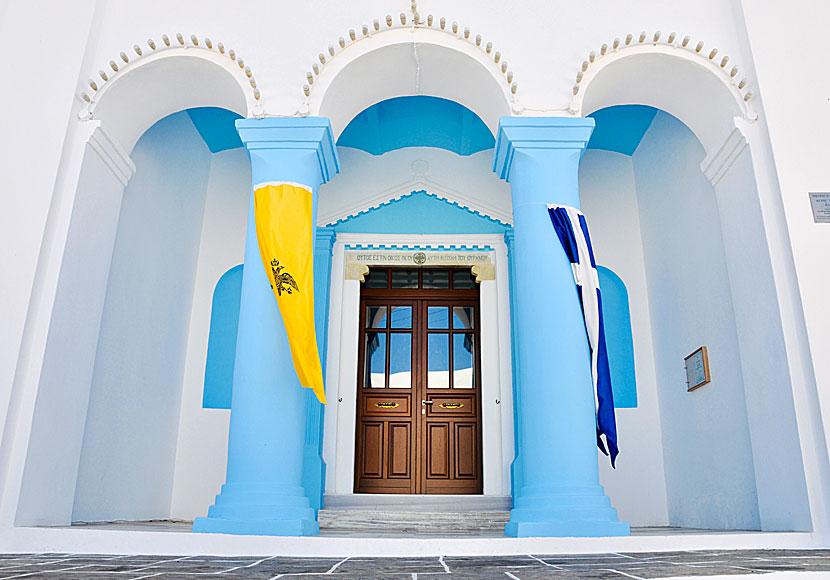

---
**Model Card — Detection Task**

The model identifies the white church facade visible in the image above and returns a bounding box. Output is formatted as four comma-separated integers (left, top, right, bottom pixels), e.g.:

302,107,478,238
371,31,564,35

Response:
1,0,830,554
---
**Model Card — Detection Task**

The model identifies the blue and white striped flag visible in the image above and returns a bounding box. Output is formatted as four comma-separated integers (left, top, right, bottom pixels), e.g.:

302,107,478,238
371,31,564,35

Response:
548,204,619,467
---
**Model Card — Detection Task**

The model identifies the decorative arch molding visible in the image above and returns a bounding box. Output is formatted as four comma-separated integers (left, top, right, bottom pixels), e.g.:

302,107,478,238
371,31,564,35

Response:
304,13,515,137
302,3,516,101
77,36,259,150
575,43,755,153
324,189,512,229
571,34,755,117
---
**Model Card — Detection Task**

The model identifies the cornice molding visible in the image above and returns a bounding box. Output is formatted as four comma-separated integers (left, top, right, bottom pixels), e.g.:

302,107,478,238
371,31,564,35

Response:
320,182,512,227
87,124,136,188
701,126,749,188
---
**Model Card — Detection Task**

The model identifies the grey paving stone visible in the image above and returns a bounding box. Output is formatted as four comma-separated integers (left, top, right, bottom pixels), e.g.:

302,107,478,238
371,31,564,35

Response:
5,550,830,579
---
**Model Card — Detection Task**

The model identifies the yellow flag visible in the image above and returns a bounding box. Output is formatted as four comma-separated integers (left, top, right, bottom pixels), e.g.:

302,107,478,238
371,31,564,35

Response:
254,182,326,405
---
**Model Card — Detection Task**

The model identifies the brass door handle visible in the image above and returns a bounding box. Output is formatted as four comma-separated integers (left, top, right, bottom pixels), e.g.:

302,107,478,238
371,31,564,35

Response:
421,400,433,405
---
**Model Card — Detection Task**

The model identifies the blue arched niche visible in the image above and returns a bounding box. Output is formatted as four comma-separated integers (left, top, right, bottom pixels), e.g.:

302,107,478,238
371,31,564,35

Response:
203,264,243,409
598,266,637,408
337,95,495,156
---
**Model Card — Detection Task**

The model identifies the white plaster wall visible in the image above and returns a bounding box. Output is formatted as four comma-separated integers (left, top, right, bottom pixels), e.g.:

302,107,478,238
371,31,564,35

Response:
0,2,96,497
2,0,827,538
704,130,811,531
169,147,250,520
72,112,211,522
740,0,830,535
14,133,131,526
579,149,669,527
78,1,754,121
633,111,759,530
319,147,512,225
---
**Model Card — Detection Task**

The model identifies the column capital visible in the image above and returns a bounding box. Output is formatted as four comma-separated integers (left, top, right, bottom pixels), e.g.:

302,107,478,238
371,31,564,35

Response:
314,226,337,255
236,117,341,185
493,117,595,182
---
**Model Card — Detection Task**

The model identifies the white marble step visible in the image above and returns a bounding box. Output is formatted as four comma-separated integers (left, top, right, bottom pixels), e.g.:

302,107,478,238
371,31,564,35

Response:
317,509,510,533
323,493,512,512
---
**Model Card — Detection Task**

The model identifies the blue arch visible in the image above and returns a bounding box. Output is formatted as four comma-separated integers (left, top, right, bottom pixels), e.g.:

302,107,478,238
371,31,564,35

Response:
203,264,243,409
587,105,658,156
336,96,495,156
598,266,637,408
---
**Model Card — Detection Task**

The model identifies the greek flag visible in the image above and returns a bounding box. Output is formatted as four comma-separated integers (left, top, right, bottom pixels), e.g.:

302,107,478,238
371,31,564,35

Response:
548,204,619,467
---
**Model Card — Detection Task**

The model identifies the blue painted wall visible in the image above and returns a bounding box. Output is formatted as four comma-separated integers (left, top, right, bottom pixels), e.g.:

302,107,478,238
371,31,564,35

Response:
587,105,657,156
203,265,244,409
186,107,244,153
597,266,637,408
337,96,495,156
331,190,508,235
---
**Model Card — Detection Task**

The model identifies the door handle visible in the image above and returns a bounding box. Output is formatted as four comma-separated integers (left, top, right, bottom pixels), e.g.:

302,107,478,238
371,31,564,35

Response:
421,400,433,405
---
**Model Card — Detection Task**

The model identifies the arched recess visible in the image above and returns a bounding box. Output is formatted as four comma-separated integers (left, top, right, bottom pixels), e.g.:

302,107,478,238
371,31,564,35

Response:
577,53,812,531
89,51,252,153
308,29,513,139
14,53,251,526
576,48,750,154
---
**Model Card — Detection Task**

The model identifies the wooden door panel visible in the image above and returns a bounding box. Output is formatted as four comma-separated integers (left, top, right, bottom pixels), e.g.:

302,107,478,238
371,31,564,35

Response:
426,423,450,478
355,275,482,494
388,422,411,477
455,423,478,478
360,422,384,478
426,394,476,417
363,393,411,416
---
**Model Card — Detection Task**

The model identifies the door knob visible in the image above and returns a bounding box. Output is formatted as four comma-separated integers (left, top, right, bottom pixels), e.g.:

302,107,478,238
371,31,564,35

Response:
421,400,433,405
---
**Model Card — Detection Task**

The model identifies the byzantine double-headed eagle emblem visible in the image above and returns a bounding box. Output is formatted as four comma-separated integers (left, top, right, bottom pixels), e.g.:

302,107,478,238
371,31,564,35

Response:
270,259,299,296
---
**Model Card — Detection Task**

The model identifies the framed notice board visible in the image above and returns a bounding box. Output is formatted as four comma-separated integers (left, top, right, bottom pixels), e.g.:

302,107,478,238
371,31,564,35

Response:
685,346,711,392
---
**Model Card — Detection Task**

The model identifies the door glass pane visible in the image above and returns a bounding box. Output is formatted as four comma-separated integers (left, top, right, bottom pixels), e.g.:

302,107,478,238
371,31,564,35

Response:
452,306,475,329
452,269,477,289
388,334,412,388
453,334,475,389
366,306,387,328
391,269,418,288
427,333,450,388
364,269,388,288
427,306,449,329
422,270,450,288
364,332,387,388
390,306,412,329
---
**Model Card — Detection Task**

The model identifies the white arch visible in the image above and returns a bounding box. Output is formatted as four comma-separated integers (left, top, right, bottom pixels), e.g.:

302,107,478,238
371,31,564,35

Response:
307,28,514,139
574,45,754,153
86,49,253,152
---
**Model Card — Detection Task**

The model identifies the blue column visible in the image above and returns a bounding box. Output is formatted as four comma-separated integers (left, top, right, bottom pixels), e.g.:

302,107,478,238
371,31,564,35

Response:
302,227,336,511
494,117,629,537
193,118,339,536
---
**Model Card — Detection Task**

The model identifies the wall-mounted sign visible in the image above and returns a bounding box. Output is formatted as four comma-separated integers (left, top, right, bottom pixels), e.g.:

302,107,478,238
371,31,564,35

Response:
346,250,491,266
809,192,830,223
685,346,711,392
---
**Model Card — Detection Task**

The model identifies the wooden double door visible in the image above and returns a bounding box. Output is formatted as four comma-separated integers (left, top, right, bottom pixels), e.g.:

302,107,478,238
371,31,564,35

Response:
355,267,483,494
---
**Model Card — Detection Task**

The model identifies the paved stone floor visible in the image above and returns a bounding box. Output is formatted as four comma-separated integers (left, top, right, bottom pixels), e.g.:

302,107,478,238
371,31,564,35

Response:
1,551,830,579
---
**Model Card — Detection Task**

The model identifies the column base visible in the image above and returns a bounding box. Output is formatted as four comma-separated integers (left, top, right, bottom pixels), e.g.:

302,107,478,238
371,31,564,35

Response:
192,483,319,537
506,484,630,537
506,519,630,537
